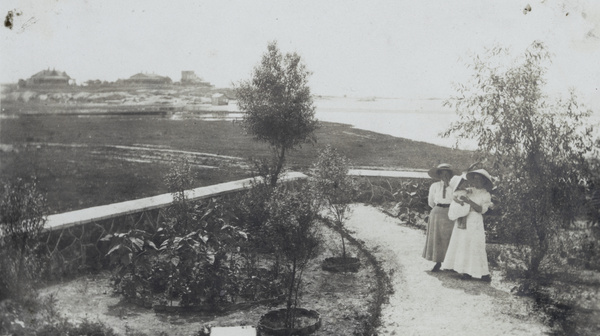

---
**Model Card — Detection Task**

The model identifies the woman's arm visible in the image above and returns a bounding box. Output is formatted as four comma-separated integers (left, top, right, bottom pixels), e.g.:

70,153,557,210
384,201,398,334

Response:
453,195,465,205
459,195,482,213
428,182,437,208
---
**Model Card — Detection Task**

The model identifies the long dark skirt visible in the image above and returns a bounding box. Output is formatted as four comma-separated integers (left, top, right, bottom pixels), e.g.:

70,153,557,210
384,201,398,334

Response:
422,206,454,262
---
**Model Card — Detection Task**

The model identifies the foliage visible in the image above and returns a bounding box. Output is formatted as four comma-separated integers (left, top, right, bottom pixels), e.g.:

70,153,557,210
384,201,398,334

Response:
162,199,248,307
104,198,251,309
443,41,597,275
1,296,120,336
354,177,430,229
236,41,319,186
570,158,600,270
229,177,301,302
164,157,195,202
104,164,290,311
35,319,119,336
230,176,275,251
103,154,294,310
0,177,47,301
103,229,158,303
391,179,431,228
248,155,288,189
311,145,357,259
265,183,321,333
164,157,196,231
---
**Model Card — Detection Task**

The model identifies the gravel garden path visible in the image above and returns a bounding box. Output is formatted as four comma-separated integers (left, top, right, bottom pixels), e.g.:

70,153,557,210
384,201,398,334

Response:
345,204,550,336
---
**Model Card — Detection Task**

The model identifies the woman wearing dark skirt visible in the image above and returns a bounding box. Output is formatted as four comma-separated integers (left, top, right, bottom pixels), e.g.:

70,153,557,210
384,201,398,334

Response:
422,163,458,272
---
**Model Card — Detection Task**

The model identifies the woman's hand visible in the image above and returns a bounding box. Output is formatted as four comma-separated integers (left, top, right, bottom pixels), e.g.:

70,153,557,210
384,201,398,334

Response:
461,196,482,213
453,196,465,205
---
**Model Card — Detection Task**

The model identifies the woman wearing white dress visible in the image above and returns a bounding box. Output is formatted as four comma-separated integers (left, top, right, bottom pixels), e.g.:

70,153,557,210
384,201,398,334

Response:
442,169,494,282
422,163,459,272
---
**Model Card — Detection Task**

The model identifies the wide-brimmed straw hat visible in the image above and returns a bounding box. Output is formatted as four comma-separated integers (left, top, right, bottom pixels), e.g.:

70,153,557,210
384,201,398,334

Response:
427,163,459,180
466,169,494,190
449,173,467,190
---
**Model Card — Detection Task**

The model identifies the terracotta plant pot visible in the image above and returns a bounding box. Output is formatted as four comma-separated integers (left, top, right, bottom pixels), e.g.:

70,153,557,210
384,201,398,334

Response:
257,308,321,336
321,256,360,273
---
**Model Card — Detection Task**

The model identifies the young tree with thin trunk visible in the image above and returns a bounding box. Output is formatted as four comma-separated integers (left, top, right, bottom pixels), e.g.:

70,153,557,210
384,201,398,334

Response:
266,183,320,333
311,145,357,260
236,41,319,186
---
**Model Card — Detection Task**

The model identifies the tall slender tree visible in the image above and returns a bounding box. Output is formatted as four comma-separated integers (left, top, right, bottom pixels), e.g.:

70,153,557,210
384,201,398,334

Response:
236,41,319,186
443,41,596,275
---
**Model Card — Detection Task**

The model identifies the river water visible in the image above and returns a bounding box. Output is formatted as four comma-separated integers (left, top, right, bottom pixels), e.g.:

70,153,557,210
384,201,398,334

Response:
224,96,599,151
313,97,467,149
216,97,474,149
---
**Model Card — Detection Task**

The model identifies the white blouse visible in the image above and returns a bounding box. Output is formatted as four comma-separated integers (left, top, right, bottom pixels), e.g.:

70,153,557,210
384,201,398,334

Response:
428,180,454,208
465,187,493,214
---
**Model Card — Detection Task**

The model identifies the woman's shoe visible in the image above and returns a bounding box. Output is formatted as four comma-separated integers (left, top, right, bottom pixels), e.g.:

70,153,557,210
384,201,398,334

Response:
460,273,472,280
481,275,492,282
431,263,441,272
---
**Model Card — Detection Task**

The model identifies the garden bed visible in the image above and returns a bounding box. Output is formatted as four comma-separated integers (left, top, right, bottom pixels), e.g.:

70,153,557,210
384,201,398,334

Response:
40,221,380,335
321,257,361,273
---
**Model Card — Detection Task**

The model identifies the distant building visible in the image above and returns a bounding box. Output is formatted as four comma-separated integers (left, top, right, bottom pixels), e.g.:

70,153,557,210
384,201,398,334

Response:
181,71,212,86
25,69,72,87
123,73,172,85
211,93,229,105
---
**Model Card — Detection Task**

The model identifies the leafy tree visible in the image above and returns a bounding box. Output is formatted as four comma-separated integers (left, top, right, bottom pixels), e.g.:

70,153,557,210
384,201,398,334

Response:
443,41,596,276
311,145,357,260
236,41,319,186
266,183,321,332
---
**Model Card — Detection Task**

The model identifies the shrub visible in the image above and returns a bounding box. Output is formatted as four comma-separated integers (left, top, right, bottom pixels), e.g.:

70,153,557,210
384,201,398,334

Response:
390,179,430,228
103,229,158,304
230,176,275,252
355,177,430,229
161,199,248,307
104,197,251,309
104,158,272,310
102,164,296,311
310,145,357,259
0,177,47,302
36,319,119,336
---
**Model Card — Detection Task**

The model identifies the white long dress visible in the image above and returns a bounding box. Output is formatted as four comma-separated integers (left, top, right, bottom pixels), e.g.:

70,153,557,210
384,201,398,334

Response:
442,187,493,278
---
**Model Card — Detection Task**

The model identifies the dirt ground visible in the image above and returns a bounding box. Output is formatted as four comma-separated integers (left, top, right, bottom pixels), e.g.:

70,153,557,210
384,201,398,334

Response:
40,221,377,335
344,204,550,336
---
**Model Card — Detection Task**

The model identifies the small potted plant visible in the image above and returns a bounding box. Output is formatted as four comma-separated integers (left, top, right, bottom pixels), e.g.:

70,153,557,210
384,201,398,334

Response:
312,145,360,273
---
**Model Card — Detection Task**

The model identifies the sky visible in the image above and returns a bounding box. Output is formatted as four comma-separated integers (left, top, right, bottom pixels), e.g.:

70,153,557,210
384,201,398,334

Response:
1,0,599,107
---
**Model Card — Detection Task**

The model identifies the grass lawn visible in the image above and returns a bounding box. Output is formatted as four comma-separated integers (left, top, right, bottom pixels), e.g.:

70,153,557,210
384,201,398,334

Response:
0,114,474,213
